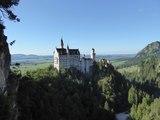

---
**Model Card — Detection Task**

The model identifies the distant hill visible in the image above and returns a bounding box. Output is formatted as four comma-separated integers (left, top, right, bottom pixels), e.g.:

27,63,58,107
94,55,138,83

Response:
121,41,160,67
12,54,39,59
11,54,53,62
11,54,135,63
135,41,160,59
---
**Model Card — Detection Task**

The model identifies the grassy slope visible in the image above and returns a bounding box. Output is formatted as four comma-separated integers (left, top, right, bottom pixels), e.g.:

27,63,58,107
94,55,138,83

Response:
117,65,137,73
111,60,126,66
11,60,53,75
111,59,137,74
19,63,53,74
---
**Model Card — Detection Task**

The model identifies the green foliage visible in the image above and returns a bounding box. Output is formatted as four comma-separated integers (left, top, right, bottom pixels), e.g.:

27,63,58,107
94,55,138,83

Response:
118,41,160,68
125,56,160,97
118,65,137,74
13,62,53,75
128,86,138,105
12,56,159,120
16,65,116,120
26,65,58,80
136,41,160,59
0,94,11,120
0,0,20,22
128,56,160,120
130,97,160,120
137,56,160,83
148,98,160,120
97,62,129,112
112,60,126,67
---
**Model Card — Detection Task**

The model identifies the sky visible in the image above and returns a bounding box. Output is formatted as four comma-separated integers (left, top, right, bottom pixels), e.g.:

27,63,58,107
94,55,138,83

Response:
4,0,160,55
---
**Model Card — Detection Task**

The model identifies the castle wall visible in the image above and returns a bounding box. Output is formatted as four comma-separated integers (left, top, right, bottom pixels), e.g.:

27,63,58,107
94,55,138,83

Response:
59,55,68,69
68,55,80,69
80,58,93,74
53,50,59,70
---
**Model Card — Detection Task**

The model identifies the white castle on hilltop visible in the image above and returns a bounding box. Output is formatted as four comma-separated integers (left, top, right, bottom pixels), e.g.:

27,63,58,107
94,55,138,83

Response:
54,39,96,73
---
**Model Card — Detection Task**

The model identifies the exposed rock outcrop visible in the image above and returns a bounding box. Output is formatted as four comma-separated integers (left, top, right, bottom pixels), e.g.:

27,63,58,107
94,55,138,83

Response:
0,24,11,93
0,24,19,120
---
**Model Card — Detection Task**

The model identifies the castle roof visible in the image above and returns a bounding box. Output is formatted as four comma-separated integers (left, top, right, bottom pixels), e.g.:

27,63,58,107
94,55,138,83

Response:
56,48,80,55
56,48,67,55
68,49,80,55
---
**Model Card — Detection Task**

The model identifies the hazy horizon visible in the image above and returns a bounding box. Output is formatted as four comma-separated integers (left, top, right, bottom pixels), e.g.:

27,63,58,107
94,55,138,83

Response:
11,53,136,56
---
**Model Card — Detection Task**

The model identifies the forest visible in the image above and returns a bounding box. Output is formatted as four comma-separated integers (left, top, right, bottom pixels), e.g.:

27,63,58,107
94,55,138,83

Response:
1,59,127,120
0,55,160,120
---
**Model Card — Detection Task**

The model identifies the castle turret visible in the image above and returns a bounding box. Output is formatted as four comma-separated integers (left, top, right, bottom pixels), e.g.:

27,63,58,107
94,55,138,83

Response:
91,48,96,61
67,44,69,54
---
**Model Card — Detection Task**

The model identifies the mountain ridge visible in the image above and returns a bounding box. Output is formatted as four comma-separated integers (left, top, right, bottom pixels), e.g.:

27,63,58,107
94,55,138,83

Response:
121,41,160,67
135,41,160,59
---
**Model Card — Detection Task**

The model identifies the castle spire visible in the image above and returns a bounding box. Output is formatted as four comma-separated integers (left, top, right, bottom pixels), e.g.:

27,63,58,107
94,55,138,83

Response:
61,38,64,49
67,44,69,50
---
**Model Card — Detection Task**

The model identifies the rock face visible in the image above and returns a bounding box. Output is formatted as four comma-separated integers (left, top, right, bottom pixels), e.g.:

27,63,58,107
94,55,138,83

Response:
0,25,11,93
0,24,19,120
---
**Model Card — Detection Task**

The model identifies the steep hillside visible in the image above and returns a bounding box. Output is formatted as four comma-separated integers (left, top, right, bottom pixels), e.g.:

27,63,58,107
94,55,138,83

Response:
136,41,160,59
122,41,160,67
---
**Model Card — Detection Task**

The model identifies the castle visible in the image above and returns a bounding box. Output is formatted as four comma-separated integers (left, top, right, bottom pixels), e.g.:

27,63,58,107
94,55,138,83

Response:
54,39,96,73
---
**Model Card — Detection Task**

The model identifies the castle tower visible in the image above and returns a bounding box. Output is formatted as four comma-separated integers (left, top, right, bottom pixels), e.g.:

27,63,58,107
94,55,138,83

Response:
61,38,64,48
91,48,96,61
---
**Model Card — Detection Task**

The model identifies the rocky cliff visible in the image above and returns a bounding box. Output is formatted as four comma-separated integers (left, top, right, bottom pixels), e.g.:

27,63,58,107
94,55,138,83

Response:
0,24,11,93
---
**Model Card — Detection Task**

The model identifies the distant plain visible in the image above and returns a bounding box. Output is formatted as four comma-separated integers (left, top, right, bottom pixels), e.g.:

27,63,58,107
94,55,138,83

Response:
11,54,135,74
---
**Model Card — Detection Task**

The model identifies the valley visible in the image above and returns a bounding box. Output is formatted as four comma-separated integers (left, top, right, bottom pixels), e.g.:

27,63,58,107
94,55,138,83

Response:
11,54,134,74
6,41,160,120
